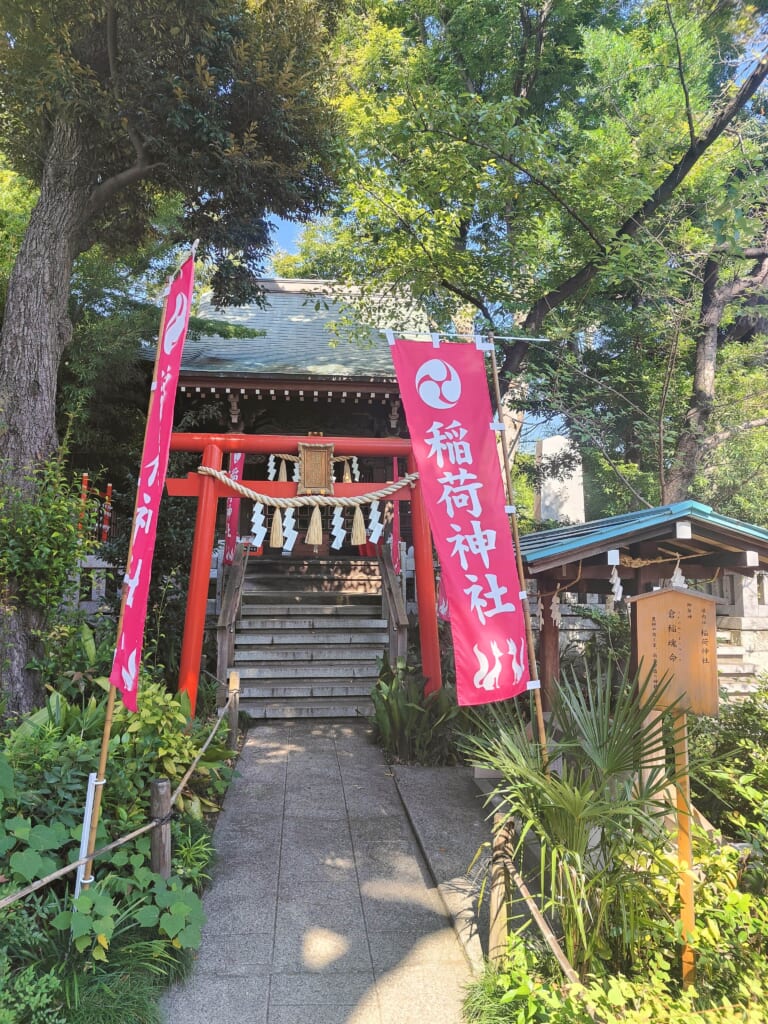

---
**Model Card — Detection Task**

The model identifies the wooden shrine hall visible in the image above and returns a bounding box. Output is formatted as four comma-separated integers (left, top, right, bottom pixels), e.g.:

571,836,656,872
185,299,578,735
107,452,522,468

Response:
167,280,435,717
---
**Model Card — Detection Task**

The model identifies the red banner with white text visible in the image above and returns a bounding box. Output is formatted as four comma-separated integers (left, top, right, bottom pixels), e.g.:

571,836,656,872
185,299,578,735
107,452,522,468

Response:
110,255,195,710
224,451,245,564
390,338,530,705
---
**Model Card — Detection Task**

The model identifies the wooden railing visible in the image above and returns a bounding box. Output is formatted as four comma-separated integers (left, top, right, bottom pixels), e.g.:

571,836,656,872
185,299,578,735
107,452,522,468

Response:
215,542,250,708
379,543,408,665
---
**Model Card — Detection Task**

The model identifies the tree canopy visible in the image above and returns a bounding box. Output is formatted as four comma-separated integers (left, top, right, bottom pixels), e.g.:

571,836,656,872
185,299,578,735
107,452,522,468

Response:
0,0,339,305
0,0,342,714
276,0,768,514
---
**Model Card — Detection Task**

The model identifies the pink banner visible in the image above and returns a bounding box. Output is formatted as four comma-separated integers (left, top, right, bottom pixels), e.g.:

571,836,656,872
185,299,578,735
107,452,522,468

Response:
391,339,530,705
110,255,195,710
391,457,401,574
224,452,245,564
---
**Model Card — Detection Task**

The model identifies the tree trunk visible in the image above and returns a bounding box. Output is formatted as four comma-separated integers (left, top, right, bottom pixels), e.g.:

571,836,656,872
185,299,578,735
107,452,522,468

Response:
0,120,90,473
663,258,720,503
0,602,45,718
664,250,768,503
0,119,92,715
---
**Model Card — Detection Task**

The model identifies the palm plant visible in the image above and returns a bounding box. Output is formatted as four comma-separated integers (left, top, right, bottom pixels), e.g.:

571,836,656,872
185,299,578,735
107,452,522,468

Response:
463,662,680,977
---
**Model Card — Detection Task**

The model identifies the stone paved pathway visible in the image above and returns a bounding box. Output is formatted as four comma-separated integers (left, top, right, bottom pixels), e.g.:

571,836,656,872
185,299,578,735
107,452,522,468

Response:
161,721,475,1024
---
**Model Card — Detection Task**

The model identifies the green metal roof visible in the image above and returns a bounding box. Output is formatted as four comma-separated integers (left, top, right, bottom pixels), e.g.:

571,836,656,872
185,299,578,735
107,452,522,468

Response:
182,279,429,383
519,500,768,572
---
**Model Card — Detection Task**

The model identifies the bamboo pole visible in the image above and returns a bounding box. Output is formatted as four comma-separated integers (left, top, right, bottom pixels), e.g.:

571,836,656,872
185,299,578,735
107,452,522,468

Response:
82,268,176,890
489,814,510,962
487,337,548,757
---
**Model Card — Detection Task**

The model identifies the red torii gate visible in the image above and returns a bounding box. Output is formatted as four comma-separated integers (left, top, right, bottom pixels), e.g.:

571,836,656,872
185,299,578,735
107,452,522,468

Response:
166,432,441,715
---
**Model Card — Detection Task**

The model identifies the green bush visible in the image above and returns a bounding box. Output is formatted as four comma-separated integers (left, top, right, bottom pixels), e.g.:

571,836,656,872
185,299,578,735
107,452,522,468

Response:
0,670,231,1020
463,663,676,977
370,655,467,765
0,457,95,615
464,942,768,1023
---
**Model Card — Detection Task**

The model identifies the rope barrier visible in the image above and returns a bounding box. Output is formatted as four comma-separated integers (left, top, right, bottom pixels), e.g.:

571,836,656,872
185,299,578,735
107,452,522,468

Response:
197,466,419,508
0,693,233,913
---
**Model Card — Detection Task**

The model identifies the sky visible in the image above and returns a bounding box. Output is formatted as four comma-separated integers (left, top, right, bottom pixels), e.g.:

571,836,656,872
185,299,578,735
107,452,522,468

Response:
268,218,302,262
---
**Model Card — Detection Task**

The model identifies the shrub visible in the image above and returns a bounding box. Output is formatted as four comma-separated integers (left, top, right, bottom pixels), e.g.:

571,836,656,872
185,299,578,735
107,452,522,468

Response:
462,663,678,977
370,655,467,765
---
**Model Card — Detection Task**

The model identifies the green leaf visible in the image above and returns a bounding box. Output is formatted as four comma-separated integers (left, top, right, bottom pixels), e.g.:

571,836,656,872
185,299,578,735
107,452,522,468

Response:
0,754,15,800
9,848,44,882
134,905,160,928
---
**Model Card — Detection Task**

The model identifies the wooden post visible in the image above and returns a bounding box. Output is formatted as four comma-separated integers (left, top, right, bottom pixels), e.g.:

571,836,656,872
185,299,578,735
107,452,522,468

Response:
489,814,510,963
537,591,560,714
674,711,696,989
227,670,240,749
488,340,547,756
150,778,172,879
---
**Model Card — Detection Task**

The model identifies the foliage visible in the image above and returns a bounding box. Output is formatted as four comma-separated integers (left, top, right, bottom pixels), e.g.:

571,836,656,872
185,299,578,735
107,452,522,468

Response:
0,877,193,1019
0,946,66,1024
1,677,232,888
0,159,36,321
0,0,340,305
0,456,94,615
465,831,768,1021
463,664,677,976
574,605,632,676
689,680,768,879
286,0,767,512
464,944,768,1023
370,655,467,765
0,661,232,1019
170,820,214,894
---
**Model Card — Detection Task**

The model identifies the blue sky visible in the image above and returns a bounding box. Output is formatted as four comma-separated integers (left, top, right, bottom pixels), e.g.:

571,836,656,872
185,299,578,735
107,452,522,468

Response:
269,218,302,258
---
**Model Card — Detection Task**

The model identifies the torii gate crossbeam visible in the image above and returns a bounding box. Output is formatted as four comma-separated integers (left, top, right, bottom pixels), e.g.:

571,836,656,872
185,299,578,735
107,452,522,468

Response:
167,432,441,715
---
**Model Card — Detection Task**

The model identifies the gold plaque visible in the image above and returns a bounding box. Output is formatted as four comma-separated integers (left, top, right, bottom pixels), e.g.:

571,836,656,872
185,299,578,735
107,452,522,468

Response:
297,442,334,496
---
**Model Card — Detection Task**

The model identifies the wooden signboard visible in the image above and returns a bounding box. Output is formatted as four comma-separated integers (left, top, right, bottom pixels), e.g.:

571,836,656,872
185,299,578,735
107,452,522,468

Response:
628,587,719,717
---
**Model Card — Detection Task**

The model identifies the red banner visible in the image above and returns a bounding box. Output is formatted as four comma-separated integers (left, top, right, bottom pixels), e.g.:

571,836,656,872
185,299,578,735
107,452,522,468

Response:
390,338,530,705
110,255,195,710
224,452,245,564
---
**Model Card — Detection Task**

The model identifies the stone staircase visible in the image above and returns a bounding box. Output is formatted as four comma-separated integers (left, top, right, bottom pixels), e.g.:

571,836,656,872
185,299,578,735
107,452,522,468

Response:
717,626,762,698
233,557,388,718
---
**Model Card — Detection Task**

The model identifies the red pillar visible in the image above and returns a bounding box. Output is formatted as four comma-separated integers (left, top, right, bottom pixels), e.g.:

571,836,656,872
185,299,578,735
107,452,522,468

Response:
408,453,442,695
178,443,222,716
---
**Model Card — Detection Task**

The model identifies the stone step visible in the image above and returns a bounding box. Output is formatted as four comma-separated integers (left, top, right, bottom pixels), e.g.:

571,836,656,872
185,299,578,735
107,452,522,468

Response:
245,561,381,579
240,681,373,699
235,628,388,646
716,645,746,660
238,694,374,719
233,556,387,718
234,646,383,663
233,661,381,681
246,557,379,571
718,662,760,677
241,602,382,618
242,590,379,605
237,616,387,632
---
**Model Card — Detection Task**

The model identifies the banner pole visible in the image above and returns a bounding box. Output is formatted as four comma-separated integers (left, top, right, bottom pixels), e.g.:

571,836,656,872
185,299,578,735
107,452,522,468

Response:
487,337,548,758
82,261,181,890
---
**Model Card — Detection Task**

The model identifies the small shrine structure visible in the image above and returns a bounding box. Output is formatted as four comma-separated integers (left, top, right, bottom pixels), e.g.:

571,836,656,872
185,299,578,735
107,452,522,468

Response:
519,501,768,707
